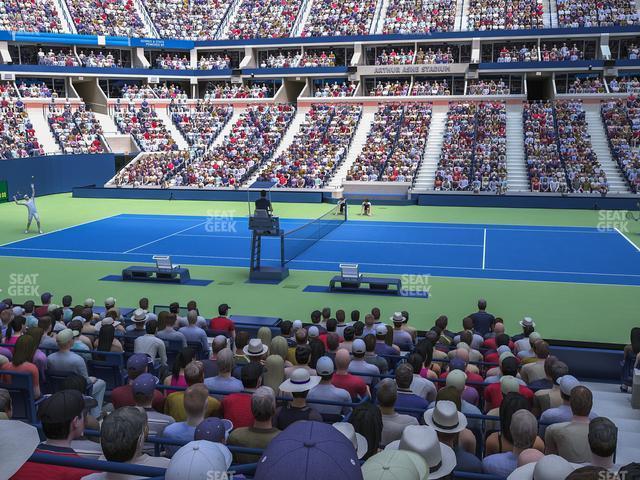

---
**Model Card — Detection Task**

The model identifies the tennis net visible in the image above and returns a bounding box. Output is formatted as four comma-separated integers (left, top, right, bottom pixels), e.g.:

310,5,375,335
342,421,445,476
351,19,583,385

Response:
283,204,347,264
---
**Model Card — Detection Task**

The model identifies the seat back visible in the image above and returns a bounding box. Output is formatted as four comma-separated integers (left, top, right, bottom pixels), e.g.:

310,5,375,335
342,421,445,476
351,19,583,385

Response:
44,369,74,394
340,263,360,280
0,370,38,422
88,360,125,391
187,341,206,360
153,255,173,272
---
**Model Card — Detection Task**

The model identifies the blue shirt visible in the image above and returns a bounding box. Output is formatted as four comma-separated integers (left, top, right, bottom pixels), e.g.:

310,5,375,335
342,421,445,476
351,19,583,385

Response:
161,422,196,457
204,375,243,400
482,451,517,477
179,325,210,356
394,390,430,419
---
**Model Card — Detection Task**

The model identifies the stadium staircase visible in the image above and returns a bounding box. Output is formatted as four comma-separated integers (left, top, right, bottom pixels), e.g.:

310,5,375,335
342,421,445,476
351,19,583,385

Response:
459,0,469,30
506,103,529,192
94,112,139,154
210,107,244,148
583,104,630,194
412,105,448,191
52,0,77,33
154,107,190,150
548,0,558,27
28,108,61,155
133,0,161,38
217,0,246,39
291,0,315,37
244,105,311,185
370,0,389,34
328,105,378,188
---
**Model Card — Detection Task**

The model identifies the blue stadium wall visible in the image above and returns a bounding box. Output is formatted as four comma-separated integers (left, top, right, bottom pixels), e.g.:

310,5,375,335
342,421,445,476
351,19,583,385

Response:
1,154,115,198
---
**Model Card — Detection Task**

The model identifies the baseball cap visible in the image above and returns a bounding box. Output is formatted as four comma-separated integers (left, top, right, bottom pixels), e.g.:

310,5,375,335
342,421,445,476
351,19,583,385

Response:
501,375,520,395
218,303,230,313
127,353,150,375
316,356,335,376
83,298,95,308
195,418,233,442
375,324,388,336
41,292,53,303
12,306,25,316
446,369,467,391
292,320,303,329
449,358,466,371
308,326,320,338
165,441,232,480
56,328,75,346
352,339,366,354
38,390,97,423
362,450,424,480
132,373,158,397
558,375,581,396
255,421,363,480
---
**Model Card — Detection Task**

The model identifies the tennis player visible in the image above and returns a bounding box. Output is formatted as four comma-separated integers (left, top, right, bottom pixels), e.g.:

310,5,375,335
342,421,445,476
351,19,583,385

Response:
361,199,372,216
14,183,43,234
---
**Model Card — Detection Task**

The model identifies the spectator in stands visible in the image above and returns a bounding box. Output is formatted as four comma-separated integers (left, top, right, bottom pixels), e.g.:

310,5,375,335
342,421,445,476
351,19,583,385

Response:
486,392,545,455
156,311,187,349
111,354,164,411
205,347,243,397
133,373,174,437
46,329,105,418
285,344,316,378
585,417,619,472
377,377,419,447
405,353,436,403
394,363,430,419
222,363,262,429
164,348,195,388
540,376,596,435
332,348,369,401
363,334,388,375
161,383,212,456
308,356,353,419
209,304,234,335
483,409,539,476
521,340,551,384
228,386,281,464
2,334,41,398
485,373,534,412
621,327,640,392
349,339,380,386
134,319,167,367
391,312,413,351
545,385,596,462
179,312,210,357
469,298,495,336
12,390,98,479
93,324,123,353
534,360,569,416
164,360,220,422
274,368,322,429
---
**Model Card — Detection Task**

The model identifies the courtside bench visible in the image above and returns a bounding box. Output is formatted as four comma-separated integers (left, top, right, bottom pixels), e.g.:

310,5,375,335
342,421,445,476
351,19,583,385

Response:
329,275,402,295
122,266,191,283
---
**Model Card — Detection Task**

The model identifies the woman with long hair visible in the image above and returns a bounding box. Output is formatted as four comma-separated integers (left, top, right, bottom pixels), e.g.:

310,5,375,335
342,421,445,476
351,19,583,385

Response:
164,347,195,387
24,327,47,379
269,336,293,367
262,354,285,394
94,324,123,353
257,327,272,351
2,335,41,398
4,316,25,352
485,392,544,455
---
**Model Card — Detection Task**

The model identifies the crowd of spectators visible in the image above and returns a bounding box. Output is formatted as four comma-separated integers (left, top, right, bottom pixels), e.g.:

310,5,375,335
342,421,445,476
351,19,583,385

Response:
472,102,508,192
556,0,639,27
314,81,357,97
1,296,630,479
411,79,451,95
301,0,377,37
467,0,544,30
434,102,475,190
224,0,300,39
540,43,583,61
347,103,404,181
152,83,187,100
113,100,179,152
609,76,640,94
0,81,19,98
17,81,56,98
78,50,125,68
260,52,302,68
114,151,189,186
259,104,361,188
119,84,157,100
198,54,232,70
369,80,410,96
467,79,510,95
0,98,44,158
375,49,414,65
601,97,640,193
170,101,233,154
556,100,608,193
382,0,457,34
0,0,64,33
415,47,455,64
299,51,337,67
66,0,148,37
624,43,640,59
154,54,192,70
494,44,539,62
36,48,80,67
177,104,295,187
203,82,272,99
563,76,606,94
47,102,105,154
143,0,232,40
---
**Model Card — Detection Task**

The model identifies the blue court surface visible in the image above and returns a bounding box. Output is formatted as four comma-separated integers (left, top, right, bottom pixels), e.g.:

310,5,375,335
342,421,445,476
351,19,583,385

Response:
1,213,639,286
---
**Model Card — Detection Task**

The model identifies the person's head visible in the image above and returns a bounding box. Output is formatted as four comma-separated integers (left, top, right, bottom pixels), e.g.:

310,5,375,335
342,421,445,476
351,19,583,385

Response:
212,335,228,356
349,401,383,460
280,320,292,336
184,360,205,386
269,336,287,361
570,386,593,417
173,347,196,377
139,297,149,310
11,334,37,366
415,339,434,367
407,353,424,375
352,339,366,359
353,321,364,337
132,373,157,407
97,324,116,352
459,330,473,346
145,319,157,335
217,348,235,375
343,326,355,342
5,316,25,339
310,310,321,324
495,333,510,348
566,466,608,480
56,328,75,350
187,310,198,326
326,318,337,333
336,310,346,324
218,303,230,316
321,307,331,321
551,361,569,385
234,331,249,351
326,333,339,352
436,386,462,410
376,378,397,408
101,406,147,462
350,310,360,323
501,356,519,377
542,355,558,379
295,328,308,346
335,348,351,372
257,327,272,349
534,340,550,359
0,388,12,418
493,321,505,335
186,300,198,313
183,383,209,419
260,189,266,198
500,392,531,444
241,363,262,389
169,302,180,314
617,463,640,480
371,307,380,320
462,317,474,331
38,390,91,442
510,409,537,451
477,299,487,311
38,315,52,335
394,363,413,390
295,345,312,366
364,314,374,327
363,334,376,353
588,417,617,459
252,386,276,422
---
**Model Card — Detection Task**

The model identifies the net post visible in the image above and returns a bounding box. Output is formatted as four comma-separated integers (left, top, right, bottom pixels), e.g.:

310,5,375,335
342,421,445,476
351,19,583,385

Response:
280,231,285,269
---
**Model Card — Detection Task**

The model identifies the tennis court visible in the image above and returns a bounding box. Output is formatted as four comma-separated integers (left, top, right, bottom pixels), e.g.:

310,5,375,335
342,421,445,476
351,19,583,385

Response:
0,212,639,286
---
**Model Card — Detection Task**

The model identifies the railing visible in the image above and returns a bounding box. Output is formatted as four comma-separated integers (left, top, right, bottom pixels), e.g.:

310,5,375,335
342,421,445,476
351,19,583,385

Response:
215,0,242,40
134,0,161,39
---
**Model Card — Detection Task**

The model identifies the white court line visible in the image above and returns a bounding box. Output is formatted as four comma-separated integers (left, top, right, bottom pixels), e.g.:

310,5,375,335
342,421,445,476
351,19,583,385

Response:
0,214,121,248
482,228,487,270
174,234,483,248
615,227,640,253
123,221,207,254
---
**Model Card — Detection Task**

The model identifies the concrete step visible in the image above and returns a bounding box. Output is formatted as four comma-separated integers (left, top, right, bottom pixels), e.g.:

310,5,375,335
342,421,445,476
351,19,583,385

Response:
154,106,189,150
413,106,448,191
211,107,244,148
28,107,61,155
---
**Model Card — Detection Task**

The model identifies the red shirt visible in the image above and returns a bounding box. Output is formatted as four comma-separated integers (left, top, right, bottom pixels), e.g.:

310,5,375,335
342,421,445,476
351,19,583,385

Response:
222,392,253,428
111,384,165,412
484,382,534,412
482,338,515,351
317,333,344,349
332,373,368,400
12,444,96,480
2,361,39,391
210,316,235,333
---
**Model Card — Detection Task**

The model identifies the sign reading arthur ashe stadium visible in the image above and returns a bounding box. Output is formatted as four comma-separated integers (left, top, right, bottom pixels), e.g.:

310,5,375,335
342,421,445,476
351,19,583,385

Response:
359,64,468,76
0,180,8,203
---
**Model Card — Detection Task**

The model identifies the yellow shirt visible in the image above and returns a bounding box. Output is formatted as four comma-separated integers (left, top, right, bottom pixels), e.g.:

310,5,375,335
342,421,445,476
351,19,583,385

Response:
164,392,220,422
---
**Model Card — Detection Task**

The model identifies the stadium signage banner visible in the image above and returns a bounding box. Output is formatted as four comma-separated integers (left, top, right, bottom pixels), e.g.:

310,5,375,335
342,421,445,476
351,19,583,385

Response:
359,64,467,75
0,180,8,203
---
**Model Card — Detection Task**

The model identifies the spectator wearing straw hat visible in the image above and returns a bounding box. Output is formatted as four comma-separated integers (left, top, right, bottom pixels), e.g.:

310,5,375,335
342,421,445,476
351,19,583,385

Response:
274,368,323,430
308,356,353,418
126,308,148,336
513,317,536,350
164,441,232,480
0,420,40,479
377,377,419,447
334,422,368,460
362,450,425,480
391,312,413,351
